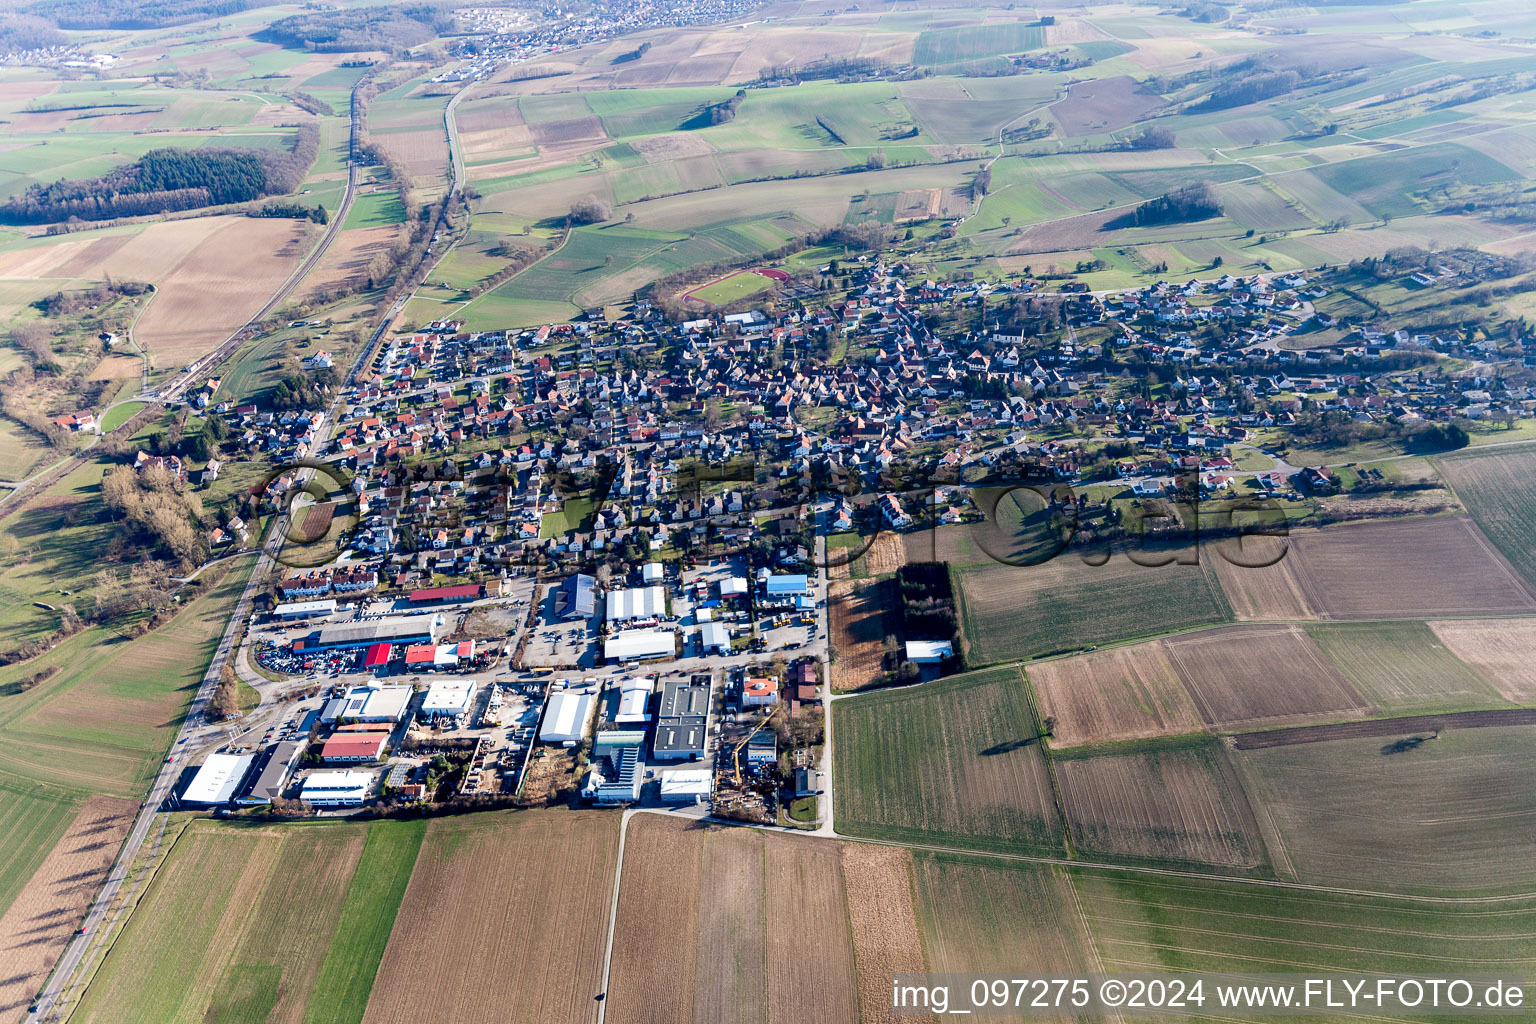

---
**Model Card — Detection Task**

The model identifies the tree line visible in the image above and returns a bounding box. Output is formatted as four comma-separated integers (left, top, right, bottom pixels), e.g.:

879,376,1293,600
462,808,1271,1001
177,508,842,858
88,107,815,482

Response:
22,0,272,30
0,125,318,224
1122,181,1223,227
259,4,455,53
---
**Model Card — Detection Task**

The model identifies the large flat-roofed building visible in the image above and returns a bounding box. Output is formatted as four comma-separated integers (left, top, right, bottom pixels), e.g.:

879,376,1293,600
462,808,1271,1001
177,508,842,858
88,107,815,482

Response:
604,628,674,663
421,679,477,723
760,573,809,602
658,768,712,803
605,585,665,624
301,770,373,807
652,677,711,761
181,753,255,807
585,734,643,805
320,684,413,724
408,583,482,605
540,688,596,745
304,616,439,652
320,732,389,763
237,741,306,806
272,599,337,620
556,573,596,620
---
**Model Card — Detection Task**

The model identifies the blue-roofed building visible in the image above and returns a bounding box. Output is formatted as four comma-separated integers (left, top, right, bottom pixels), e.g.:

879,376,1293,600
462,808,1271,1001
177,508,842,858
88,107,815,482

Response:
759,573,810,607
556,573,596,620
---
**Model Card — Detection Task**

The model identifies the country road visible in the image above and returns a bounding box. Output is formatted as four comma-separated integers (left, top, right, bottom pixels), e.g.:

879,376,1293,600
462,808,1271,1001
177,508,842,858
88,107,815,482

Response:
154,80,367,405
22,76,385,1024
24,289,385,1021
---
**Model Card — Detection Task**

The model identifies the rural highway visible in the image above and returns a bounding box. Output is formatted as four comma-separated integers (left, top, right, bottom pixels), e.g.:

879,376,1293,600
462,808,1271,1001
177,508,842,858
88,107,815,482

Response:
154,79,368,405
24,78,391,1023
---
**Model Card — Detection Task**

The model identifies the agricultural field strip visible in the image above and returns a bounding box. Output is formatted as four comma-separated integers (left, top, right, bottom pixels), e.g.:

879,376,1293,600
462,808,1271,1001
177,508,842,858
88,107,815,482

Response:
963,116,1523,240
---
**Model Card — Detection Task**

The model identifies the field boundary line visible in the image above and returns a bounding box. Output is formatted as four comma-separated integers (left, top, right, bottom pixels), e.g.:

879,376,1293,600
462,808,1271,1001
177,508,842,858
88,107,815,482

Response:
594,808,634,1024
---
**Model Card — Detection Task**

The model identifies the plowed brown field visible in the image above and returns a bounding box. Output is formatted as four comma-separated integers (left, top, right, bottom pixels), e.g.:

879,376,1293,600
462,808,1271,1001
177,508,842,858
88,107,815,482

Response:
829,578,897,692
1210,534,1318,620
1164,624,1372,730
1056,744,1268,869
1285,517,1536,619
1027,643,1202,747
607,815,861,1024
0,796,134,1024
361,810,617,1024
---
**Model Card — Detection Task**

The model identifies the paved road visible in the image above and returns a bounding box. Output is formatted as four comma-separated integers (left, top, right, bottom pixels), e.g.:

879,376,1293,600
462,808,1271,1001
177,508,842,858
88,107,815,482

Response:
154,81,367,405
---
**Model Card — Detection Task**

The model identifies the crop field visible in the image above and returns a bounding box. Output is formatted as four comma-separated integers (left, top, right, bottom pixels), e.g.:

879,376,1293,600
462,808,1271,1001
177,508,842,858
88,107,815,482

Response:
1283,516,1536,619
0,795,134,1023
909,853,1095,1023
0,775,82,927
73,821,374,1023
1073,869,1536,987
833,666,1064,854
828,578,898,693
1307,621,1506,715
956,556,1231,665
840,844,927,1024
120,218,314,365
300,225,402,300
0,216,309,366
1026,643,1201,749
912,21,1044,66
606,815,860,1024
1435,447,1536,589
1163,624,1371,732
1049,75,1163,136
0,554,254,797
362,810,617,1024
1055,743,1267,870
1235,725,1536,895
1208,533,1319,620
1427,618,1536,703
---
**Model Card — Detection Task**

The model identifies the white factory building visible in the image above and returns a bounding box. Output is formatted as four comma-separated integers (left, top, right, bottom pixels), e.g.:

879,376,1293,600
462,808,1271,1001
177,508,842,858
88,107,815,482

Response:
272,599,338,620
540,688,596,745
658,769,712,804
420,679,477,723
605,585,665,624
320,684,413,724
181,753,255,807
604,628,675,663
301,770,374,807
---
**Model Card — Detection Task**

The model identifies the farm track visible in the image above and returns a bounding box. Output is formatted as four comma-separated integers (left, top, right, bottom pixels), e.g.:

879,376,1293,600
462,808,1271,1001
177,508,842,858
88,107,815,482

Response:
1229,708,1536,748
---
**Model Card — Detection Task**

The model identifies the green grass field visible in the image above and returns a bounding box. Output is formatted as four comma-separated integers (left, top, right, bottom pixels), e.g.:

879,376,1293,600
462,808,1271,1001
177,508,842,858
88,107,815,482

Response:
0,773,81,921
72,818,426,1024
1435,446,1536,590
833,666,1065,854
685,270,775,306
343,189,408,230
956,556,1232,665
99,402,147,432
1306,620,1507,715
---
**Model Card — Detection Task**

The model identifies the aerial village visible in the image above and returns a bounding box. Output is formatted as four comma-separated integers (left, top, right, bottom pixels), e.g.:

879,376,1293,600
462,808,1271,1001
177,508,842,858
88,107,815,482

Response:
167,245,1536,824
